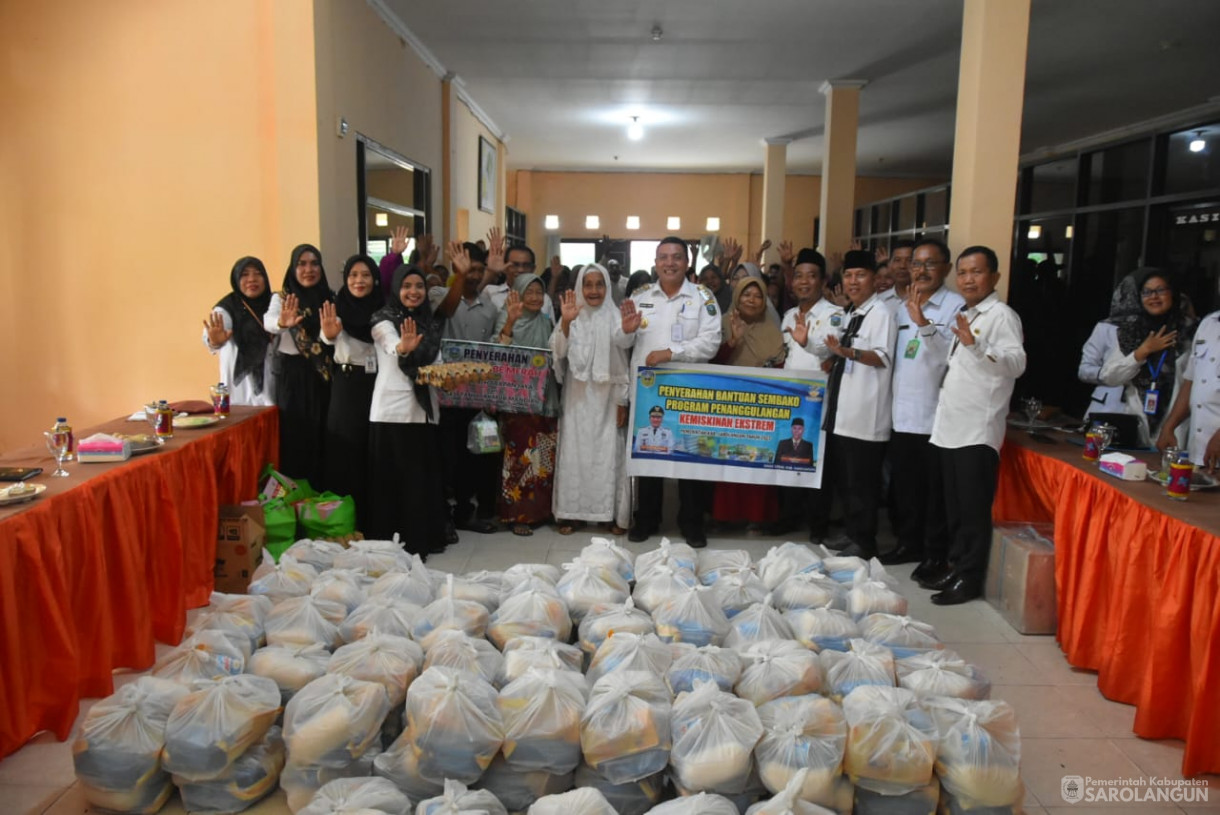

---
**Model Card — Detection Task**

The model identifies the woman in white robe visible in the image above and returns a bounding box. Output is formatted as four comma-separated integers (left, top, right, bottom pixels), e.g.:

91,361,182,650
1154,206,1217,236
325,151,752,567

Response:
550,264,632,534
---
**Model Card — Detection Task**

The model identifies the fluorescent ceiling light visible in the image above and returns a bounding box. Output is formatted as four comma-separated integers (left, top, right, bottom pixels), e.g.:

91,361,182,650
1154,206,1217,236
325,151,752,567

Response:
375,213,388,227
626,216,640,230
627,117,644,141
1189,131,1206,153
1065,225,1074,239
667,216,681,230
1027,224,1042,239
706,217,720,232
586,215,600,230
544,215,559,230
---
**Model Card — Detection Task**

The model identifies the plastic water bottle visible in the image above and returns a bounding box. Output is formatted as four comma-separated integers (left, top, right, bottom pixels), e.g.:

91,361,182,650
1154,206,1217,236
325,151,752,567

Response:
53,417,75,461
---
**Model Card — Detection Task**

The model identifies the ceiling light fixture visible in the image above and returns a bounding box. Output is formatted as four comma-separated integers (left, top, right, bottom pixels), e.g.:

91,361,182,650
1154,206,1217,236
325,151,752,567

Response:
627,116,644,141
375,213,388,228
1027,224,1042,240
651,26,663,42
586,215,600,230
1189,130,1206,153
706,217,720,232
1065,225,1074,239
626,216,640,230
544,214,559,230
667,216,681,231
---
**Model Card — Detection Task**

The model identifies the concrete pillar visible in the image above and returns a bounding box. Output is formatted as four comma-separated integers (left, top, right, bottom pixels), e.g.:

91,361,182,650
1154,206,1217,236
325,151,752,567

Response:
441,75,455,245
947,0,1030,297
760,138,789,265
817,80,867,257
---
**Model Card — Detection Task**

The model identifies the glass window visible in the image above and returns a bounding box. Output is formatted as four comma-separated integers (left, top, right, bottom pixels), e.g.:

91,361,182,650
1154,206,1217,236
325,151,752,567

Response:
1163,123,1220,196
1085,139,1150,205
897,196,917,231
1026,158,1077,214
854,208,867,237
872,202,892,235
922,188,948,228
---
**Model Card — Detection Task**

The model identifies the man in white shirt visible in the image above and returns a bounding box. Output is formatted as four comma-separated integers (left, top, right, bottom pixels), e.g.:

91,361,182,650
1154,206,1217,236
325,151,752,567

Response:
880,239,965,581
820,250,898,559
776,248,843,538
924,246,1027,605
1157,309,1220,471
615,236,722,546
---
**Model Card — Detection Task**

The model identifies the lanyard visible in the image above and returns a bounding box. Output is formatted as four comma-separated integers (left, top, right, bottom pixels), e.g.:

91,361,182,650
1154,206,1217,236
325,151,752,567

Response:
1147,350,1167,381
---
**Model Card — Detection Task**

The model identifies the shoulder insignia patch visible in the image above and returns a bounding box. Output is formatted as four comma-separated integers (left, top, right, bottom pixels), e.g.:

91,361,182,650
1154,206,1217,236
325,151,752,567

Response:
706,303,717,316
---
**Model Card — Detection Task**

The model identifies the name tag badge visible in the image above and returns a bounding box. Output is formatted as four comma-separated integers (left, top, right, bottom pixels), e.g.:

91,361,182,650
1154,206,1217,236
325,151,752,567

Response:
672,323,684,343
364,355,378,374
904,337,920,359
844,360,855,376
1143,389,1159,415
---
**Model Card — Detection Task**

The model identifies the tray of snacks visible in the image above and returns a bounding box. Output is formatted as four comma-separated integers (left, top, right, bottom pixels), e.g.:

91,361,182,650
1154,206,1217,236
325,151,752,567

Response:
416,361,495,389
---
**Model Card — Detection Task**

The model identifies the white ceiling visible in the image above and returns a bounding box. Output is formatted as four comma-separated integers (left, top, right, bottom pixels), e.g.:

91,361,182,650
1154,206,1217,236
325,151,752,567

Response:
385,0,1220,176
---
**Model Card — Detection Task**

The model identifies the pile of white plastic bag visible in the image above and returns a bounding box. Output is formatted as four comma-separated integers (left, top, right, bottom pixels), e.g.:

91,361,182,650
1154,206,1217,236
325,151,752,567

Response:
72,535,1024,814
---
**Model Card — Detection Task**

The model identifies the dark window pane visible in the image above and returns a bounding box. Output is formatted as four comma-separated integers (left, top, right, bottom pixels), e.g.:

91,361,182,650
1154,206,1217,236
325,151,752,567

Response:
897,196,917,231
855,208,867,237
1164,123,1220,196
1026,158,1077,214
1085,140,1150,205
873,202,892,234
1158,202,1220,319
923,188,948,228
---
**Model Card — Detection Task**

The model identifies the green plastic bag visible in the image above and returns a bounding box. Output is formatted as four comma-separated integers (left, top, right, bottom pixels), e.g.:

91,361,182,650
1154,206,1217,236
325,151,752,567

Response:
259,464,317,505
296,492,357,541
261,497,298,561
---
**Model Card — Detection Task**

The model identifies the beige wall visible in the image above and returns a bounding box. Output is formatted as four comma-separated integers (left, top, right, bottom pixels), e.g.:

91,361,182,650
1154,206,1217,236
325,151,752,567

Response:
0,0,320,453
313,0,444,266
451,100,504,243
514,171,942,261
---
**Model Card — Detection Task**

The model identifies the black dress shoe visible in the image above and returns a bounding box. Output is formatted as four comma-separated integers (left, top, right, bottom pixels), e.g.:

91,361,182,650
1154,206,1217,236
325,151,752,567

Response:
628,525,655,543
879,543,924,566
686,531,708,549
919,565,958,591
911,557,950,586
821,534,854,551
837,542,875,559
457,518,497,534
931,576,982,606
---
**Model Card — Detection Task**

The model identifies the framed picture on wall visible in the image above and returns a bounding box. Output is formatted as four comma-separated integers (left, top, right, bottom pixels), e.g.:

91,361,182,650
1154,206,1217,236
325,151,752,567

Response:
478,136,496,213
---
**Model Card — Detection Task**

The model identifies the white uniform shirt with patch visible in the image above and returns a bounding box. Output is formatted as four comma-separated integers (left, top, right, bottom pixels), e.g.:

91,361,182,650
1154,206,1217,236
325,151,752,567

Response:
612,280,722,377
782,298,844,370
891,285,966,435
1182,310,1220,465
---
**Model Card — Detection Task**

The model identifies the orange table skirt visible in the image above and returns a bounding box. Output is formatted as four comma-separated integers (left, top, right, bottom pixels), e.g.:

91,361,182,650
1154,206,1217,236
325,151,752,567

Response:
994,438,1220,777
0,406,278,759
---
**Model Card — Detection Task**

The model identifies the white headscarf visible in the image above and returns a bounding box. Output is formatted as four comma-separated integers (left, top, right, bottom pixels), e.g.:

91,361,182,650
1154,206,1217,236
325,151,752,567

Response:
560,263,629,385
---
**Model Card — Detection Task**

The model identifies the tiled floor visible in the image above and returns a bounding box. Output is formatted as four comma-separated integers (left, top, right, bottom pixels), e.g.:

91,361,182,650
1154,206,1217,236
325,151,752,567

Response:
4,522,1217,814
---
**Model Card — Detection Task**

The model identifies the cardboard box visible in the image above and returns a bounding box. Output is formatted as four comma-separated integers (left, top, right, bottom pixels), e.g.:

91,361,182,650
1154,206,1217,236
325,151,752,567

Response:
986,523,1056,635
215,505,266,593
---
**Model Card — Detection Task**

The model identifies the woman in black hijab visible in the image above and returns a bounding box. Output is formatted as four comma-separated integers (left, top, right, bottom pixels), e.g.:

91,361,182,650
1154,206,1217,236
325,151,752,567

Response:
319,254,381,527
366,264,448,556
202,256,275,405
264,243,334,485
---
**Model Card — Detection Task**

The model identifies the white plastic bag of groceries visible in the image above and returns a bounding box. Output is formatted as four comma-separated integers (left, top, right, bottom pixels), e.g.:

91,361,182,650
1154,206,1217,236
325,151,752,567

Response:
438,570,505,613
73,676,189,813
924,697,1023,809
820,638,895,702
859,613,942,658
476,754,573,812
174,725,286,814
670,680,763,794
710,568,769,618
635,537,698,576
187,592,274,658
632,561,698,614
405,666,504,784
735,640,824,705
556,559,630,623
283,539,347,573
785,607,860,653
152,629,246,684
896,649,991,700
644,792,740,815
368,567,435,607
696,549,753,585
771,571,848,612
422,629,504,686
723,593,794,649
265,594,347,650
757,542,822,590
574,762,667,815
652,584,730,647
586,632,673,685
310,569,368,618
372,728,445,802
498,668,589,774
581,537,636,582
580,670,672,784
528,787,617,815
842,685,938,796
250,554,319,604
468,410,503,454
327,632,424,707
298,776,411,815
249,643,331,705
666,644,742,695
499,636,584,685
754,694,846,806
333,539,412,578
502,562,562,588
487,588,571,648
412,575,491,647
846,560,907,620
578,596,656,658
418,778,509,815
282,674,390,769
339,595,424,643
161,674,281,781
744,769,837,815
